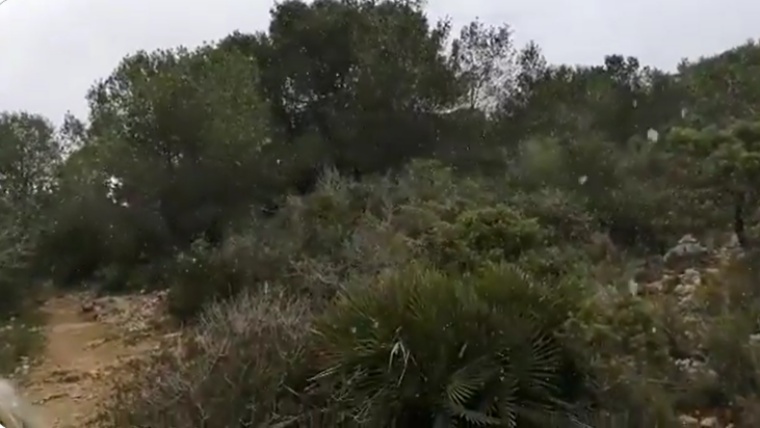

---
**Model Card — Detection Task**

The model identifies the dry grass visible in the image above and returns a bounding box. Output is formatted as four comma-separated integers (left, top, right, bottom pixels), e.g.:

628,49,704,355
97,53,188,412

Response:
100,288,316,428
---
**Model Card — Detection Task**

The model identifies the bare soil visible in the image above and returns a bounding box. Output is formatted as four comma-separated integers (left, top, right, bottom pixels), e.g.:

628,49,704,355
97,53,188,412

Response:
21,292,170,428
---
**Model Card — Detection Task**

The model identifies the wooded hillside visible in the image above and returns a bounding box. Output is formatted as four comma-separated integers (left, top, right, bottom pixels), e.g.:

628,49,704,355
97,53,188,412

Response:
2,1,760,426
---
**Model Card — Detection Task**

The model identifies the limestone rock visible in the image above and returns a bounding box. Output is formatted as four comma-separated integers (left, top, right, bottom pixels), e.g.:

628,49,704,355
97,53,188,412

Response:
700,416,718,427
664,234,709,272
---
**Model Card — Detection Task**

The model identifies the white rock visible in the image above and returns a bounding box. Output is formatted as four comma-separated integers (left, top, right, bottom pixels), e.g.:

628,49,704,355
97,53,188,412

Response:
700,416,718,427
647,128,659,142
628,278,639,296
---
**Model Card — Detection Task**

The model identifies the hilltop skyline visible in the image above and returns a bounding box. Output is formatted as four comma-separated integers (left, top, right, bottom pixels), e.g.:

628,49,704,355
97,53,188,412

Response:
0,0,757,123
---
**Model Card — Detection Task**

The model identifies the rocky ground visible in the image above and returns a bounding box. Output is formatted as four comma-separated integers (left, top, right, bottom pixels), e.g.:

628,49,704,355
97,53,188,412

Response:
14,289,176,428
628,234,746,428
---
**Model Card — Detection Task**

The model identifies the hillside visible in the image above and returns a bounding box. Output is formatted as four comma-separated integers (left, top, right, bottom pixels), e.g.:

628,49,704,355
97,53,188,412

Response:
2,0,760,426
3,232,753,427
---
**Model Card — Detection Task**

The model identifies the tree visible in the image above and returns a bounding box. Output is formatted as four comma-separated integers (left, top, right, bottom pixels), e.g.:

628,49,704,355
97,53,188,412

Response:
232,0,462,177
36,143,122,284
59,112,88,156
0,112,61,310
513,41,548,103
665,120,760,247
679,41,760,127
0,112,62,222
84,44,271,247
450,19,516,111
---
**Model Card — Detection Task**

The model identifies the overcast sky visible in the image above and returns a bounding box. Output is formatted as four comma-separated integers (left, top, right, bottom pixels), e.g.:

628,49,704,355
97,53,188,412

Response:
0,0,758,125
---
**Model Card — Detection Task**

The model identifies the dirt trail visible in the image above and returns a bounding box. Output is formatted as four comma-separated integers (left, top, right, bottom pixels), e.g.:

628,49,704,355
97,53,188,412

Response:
21,292,168,428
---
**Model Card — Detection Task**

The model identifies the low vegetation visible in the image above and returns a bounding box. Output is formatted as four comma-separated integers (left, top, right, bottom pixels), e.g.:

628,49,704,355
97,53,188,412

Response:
2,0,760,426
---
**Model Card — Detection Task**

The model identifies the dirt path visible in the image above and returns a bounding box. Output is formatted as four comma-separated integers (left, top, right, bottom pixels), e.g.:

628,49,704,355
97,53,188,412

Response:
21,293,167,428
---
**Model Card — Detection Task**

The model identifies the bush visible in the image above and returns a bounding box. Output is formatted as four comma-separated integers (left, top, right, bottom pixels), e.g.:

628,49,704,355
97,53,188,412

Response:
422,204,544,272
166,239,234,321
689,253,760,424
507,188,595,243
165,164,471,321
101,288,317,428
0,224,36,317
564,292,680,424
0,312,44,378
131,154,747,426
311,262,593,426
0,215,46,381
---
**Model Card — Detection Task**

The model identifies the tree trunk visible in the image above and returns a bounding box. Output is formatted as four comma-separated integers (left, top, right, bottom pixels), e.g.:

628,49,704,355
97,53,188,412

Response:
734,190,749,248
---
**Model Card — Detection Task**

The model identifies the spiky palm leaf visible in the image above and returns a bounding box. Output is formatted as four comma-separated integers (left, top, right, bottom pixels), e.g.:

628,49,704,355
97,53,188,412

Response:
312,262,588,427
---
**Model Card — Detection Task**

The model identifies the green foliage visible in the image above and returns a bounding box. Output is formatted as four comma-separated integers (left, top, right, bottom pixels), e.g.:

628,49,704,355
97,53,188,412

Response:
507,189,594,243
678,40,760,126
0,312,44,378
0,113,57,380
312,262,590,427
0,112,59,314
86,43,270,246
0,223,35,316
691,253,760,408
166,238,242,321
664,119,760,246
561,293,682,424
423,204,543,271
7,1,760,426
0,112,62,220
246,0,460,175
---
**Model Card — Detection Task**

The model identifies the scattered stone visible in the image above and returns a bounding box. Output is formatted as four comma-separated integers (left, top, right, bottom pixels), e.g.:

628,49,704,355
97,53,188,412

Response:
680,268,702,287
80,301,95,313
34,391,66,404
664,234,709,272
700,416,718,427
642,280,664,294
87,289,170,338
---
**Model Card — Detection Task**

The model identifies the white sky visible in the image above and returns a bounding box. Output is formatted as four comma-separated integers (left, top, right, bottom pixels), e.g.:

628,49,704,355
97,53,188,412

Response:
0,0,758,124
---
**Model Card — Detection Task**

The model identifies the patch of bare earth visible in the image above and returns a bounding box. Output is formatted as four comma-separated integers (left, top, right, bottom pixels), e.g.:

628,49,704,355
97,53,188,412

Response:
20,290,175,428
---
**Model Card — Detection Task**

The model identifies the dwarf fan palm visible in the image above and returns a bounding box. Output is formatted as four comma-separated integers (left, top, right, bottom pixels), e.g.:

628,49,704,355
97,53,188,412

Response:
312,262,591,427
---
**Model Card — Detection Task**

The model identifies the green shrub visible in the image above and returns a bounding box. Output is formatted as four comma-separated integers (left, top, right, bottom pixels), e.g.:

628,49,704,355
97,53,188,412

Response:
508,188,595,243
166,238,247,321
517,245,590,280
690,253,760,418
423,205,544,272
0,226,36,317
563,291,684,425
0,217,46,379
0,312,44,377
311,262,592,427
